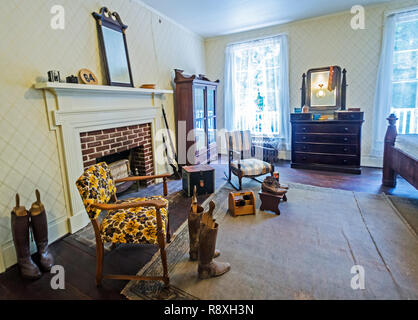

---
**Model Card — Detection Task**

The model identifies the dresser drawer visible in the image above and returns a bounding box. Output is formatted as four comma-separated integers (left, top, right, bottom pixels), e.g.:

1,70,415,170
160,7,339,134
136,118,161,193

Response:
294,124,360,134
294,153,359,166
294,143,357,155
334,111,364,120
294,134,357,144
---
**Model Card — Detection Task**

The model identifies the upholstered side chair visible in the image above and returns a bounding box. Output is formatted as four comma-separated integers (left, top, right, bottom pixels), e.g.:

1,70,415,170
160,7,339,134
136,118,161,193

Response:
225,130,275,190
75,162,171,287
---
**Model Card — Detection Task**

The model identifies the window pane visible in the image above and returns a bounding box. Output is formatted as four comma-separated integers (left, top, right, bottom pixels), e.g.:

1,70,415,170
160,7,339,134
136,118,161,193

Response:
394,19,418,51
393,51,417,80
392,82,417,109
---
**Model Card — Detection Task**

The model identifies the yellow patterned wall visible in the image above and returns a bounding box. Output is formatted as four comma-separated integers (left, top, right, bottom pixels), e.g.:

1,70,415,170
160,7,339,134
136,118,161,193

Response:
205,0,418,164
0,0,205,272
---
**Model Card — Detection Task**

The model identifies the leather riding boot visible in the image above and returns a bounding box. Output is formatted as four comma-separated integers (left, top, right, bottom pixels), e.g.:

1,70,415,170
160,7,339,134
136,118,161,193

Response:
188,188,219,261
198,201,230,279
11,194,42,280
188,204,204,261
29,190,54,271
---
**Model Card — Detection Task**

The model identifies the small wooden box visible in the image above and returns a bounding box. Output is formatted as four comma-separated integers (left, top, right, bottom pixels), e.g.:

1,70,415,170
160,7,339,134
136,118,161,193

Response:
182,165,215,197
228,191,256,217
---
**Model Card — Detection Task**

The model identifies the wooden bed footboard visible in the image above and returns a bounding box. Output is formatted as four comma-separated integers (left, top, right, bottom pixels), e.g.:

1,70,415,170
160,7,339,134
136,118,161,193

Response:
382,114,418,189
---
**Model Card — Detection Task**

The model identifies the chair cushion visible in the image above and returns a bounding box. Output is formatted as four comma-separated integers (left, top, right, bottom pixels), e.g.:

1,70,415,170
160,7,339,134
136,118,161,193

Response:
101,196,168,245
231,159,272,176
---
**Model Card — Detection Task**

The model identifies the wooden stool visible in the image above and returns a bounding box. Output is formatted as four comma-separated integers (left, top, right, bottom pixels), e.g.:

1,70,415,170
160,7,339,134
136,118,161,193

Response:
258,191,286,215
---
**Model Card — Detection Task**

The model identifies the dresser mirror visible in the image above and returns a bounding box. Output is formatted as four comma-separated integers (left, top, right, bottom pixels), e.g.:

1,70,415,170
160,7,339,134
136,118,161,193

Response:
93,7,134,87
306,66,342,111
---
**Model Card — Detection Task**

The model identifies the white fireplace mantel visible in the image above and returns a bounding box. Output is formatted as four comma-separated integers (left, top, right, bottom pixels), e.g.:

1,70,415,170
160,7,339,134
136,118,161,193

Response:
35,81,173,234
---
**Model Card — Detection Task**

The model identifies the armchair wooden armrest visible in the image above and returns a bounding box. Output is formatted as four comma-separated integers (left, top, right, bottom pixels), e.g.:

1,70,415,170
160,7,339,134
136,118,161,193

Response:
114,173,171,183
114,173,171,196
91,199,167,210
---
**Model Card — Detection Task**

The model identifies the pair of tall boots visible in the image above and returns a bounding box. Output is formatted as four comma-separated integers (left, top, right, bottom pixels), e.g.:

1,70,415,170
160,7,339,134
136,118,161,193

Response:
11,190,54,280
188,192,230,279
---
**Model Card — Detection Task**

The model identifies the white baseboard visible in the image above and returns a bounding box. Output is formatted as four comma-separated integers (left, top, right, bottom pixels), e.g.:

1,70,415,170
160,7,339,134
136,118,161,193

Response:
0,216,69,273
361,155,383,168
68,210,90,234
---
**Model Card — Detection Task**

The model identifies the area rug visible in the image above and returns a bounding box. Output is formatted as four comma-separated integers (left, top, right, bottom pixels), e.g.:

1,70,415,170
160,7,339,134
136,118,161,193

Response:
121,180,418,300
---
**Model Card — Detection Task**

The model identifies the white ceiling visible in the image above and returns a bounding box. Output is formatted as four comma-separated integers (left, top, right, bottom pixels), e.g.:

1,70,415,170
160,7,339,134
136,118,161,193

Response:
139,0,392,37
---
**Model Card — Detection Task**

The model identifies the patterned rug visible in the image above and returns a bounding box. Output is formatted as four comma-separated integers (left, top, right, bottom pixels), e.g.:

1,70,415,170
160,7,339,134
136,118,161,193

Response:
121,181,418,300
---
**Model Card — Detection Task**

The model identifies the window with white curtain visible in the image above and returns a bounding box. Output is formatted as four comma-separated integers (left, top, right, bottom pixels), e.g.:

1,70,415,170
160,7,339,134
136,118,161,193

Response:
224,35,290,140
391,10,418,134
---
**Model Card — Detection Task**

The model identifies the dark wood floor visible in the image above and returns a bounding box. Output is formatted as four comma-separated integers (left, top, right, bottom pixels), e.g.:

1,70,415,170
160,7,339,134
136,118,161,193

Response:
0,160,416,299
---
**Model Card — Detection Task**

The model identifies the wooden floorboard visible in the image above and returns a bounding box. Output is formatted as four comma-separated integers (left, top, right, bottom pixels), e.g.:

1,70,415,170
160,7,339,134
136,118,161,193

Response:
0,160,416,299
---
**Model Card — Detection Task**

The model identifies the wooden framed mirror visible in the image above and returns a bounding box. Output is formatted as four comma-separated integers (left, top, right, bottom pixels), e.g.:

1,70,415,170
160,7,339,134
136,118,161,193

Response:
92,7,134,87
306,66,341,111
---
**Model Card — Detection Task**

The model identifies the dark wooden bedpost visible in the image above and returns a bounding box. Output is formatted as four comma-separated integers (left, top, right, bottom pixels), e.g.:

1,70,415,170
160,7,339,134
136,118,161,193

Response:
382,114,398,187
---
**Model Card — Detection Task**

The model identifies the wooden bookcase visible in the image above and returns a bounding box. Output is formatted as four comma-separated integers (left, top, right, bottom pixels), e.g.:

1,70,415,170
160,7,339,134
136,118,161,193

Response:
174,69,219,165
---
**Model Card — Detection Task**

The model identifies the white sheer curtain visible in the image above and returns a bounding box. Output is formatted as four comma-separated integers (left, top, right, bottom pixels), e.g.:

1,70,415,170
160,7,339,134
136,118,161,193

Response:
371,14,397,156
224,34,290,150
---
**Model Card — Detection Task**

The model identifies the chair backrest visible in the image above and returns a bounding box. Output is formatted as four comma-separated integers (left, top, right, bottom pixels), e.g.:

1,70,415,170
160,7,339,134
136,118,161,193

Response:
225,130,252,159
75,162,117,220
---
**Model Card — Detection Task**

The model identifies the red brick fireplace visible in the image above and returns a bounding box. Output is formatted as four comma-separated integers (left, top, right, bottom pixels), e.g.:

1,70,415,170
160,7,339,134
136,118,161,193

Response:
80,123,153,177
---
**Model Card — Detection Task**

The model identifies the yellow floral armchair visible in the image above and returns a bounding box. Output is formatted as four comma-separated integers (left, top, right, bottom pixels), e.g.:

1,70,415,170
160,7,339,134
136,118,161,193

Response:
76,162,171,287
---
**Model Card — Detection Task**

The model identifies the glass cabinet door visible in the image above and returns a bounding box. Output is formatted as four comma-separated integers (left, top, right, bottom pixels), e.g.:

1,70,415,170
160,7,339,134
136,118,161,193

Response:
207,117,216,145
193,86,205,120
194,118,206,152
207,87,216,117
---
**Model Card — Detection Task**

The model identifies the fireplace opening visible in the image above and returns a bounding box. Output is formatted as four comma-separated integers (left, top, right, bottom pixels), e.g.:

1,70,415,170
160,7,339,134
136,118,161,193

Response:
80,123,154,192
97,145,150,191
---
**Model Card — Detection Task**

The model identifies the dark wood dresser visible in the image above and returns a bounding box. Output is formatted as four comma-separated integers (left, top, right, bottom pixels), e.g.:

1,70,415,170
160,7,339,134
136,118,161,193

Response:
290,115,364,174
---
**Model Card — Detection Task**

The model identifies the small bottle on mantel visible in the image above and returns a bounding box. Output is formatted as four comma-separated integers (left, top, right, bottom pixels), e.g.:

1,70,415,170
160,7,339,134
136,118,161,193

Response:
192,186,198,214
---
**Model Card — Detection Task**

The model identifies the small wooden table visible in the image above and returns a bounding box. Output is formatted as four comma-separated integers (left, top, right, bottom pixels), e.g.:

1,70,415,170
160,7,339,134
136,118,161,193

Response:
258,191,287,215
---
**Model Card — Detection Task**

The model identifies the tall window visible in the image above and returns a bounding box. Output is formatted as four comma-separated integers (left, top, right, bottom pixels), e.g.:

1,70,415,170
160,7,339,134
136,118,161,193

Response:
391,10,418,134
225,36,288,136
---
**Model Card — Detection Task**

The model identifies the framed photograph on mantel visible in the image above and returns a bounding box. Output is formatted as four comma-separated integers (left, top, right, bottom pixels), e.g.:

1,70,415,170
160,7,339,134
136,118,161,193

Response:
92,7,134,87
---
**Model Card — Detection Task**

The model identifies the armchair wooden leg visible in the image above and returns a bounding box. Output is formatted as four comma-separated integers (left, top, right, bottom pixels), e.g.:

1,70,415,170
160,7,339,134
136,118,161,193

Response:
166,215,172,243
159,243,169,288
91,219,104,287
96,242,104,287
156,209,170,288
